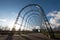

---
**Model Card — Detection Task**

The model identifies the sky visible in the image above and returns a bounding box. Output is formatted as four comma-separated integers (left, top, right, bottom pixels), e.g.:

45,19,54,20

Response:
0,0,60,30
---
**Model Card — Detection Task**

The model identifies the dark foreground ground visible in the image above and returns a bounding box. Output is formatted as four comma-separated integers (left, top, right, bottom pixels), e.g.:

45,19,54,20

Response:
0,33,58,40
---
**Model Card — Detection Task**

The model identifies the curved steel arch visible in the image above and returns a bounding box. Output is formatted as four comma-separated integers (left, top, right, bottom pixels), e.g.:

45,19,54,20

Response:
20,10,42,30
26,15,41,26
13,4,55,38
24,14,41,27
13,4,42,26
20,12,41,30
16,10,39,26
24,12,41,23
20,10,41,27
21,10,39,19
26,15,41,30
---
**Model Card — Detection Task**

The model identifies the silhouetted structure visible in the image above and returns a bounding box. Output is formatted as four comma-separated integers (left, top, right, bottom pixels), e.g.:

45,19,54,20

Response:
13,4,55,39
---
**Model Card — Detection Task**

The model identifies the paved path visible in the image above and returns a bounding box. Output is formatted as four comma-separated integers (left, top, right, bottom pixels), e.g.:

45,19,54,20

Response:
0,33,51,40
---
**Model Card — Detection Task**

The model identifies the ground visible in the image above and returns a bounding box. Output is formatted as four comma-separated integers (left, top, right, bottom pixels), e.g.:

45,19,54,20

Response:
0,33,51,40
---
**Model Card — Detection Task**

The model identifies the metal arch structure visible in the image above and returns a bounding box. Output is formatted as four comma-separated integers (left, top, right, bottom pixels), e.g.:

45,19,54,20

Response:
24,13,40,24
24,14,41,30
26,15,41,31
13,4,42,26
24,14,41,28
13,4,55,39
25,15,41,27
22,9,42,28
22,10,42,30
19,10,40,28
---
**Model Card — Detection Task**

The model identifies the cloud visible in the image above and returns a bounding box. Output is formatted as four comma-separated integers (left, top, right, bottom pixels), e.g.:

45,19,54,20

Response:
0,18,14,30
47,11,60,28
47,11,57,17
0,19,7,22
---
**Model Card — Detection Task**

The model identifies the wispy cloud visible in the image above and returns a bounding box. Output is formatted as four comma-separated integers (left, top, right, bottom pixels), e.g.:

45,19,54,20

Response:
0,19,7,22
47,11,60,28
